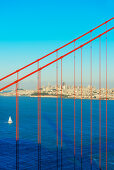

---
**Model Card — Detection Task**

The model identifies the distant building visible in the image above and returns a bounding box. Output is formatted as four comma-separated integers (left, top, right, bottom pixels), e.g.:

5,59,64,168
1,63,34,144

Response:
62,82,66,90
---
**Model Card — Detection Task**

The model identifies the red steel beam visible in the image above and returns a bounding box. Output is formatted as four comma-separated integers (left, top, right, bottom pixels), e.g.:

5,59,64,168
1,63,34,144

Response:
0,18,113,82
0,27,113,92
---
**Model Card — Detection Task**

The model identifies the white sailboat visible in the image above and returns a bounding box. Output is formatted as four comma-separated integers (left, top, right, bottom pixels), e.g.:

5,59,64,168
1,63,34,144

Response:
8,116,13,124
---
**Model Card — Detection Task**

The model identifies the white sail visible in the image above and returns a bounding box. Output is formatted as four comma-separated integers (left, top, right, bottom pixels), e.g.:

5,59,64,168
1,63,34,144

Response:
8,116,13,124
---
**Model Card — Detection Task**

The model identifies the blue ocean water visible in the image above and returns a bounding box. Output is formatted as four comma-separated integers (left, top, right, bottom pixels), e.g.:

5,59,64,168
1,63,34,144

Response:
0,96,114,169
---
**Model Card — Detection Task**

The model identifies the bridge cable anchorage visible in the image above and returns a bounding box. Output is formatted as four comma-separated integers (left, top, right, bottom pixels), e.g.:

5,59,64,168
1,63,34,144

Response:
90,31,93,170
56,51,58,169
0,27,113,93
99,37,101,170
16,72,19,170
74,41,76,169
81,47,83,170
0,18,114,83
106,23,107,170
61,58,62,170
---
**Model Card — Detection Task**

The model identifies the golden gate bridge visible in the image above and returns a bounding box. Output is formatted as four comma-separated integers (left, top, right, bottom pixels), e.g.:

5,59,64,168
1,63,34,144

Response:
0,17,114,170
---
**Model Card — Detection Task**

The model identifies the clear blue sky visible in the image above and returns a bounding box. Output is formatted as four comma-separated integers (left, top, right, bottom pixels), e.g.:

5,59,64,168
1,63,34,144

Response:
0,0,114,89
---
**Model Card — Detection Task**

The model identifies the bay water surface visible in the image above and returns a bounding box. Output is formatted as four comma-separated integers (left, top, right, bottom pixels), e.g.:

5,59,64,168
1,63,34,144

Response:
0,96,114,169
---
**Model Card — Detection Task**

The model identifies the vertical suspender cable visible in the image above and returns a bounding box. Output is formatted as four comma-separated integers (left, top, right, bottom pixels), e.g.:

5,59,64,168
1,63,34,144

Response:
38,61,41,169
74,41,76,169
56,51,58,169
40,70,41,170
38,61,40,170
99,37,101,170
16,72,19,170
81,48,82,169
61,58,62,170
90,32,93,170
106,23,107,170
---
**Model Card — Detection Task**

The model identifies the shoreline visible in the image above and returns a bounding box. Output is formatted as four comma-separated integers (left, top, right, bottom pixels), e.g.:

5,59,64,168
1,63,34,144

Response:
30,95,114,100
0,95,114,100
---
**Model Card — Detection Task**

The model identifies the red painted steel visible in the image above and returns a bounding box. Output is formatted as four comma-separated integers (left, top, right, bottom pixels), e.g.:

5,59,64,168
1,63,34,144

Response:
0,18,113,170
81,48,82,159
56,51,58,147
61,59,62,148
38,62,40,144
90,32,92,167
99,37,101,169
39,71,41,144
61,58,63,169
0,18,113,82
106,23,107,170
56,51,58,169
74,42,76,157
0,28,113,92
16,72,19,141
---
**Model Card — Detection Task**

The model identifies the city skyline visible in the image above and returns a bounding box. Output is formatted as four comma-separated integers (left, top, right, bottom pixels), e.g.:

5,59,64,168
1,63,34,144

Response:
1,82,114,100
